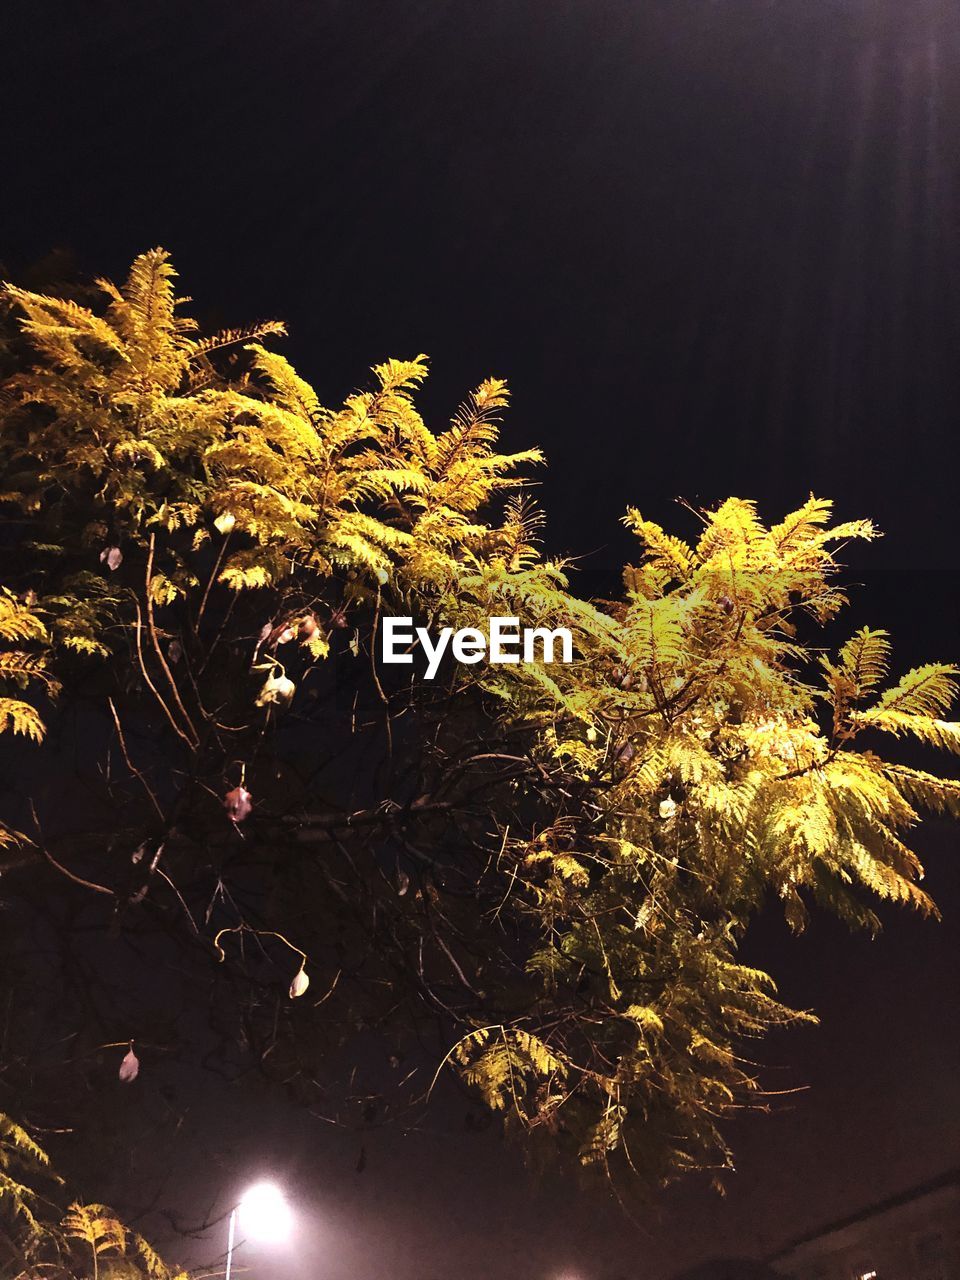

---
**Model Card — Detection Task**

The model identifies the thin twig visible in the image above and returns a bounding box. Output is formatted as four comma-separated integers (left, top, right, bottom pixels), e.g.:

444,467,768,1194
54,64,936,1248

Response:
107,696,165,820
145,532,200,746
133,595,195,749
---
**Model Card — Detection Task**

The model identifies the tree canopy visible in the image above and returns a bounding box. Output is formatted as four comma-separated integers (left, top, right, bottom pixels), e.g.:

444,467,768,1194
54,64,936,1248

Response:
1,250,959,1236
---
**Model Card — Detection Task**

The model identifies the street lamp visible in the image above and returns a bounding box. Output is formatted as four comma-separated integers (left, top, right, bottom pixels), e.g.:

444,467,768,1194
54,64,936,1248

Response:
225,1181,294,1279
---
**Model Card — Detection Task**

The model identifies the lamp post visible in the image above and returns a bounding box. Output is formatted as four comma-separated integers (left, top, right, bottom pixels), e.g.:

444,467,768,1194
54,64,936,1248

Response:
224,1181,293,1280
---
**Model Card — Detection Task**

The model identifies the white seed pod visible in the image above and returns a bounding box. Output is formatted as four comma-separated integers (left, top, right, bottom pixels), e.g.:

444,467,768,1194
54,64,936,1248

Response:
214,511,237,534
256,672,296,707
658,797,678,821
118,1045,140,1084
289,967,310,999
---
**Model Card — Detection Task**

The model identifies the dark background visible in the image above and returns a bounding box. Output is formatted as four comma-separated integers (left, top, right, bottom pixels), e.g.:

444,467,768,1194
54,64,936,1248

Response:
2,2,959,1275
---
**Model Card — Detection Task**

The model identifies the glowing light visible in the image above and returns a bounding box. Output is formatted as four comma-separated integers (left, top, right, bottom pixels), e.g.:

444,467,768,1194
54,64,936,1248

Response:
859,1271,877,1280
238,1181,294,1243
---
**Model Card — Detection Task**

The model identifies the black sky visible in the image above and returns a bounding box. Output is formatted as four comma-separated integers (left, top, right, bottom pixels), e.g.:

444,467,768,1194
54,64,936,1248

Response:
3,2,960,1274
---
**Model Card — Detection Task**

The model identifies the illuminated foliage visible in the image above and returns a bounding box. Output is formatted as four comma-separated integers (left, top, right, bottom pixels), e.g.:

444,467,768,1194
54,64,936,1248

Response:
1,1113,187,1278
1,251,958,1197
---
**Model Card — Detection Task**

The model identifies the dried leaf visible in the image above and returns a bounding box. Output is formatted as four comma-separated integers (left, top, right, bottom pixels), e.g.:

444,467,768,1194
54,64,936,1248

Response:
224,786,253,822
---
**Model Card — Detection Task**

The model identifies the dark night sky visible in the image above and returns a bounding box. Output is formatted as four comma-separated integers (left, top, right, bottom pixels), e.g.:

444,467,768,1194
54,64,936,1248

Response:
3,2,960,1275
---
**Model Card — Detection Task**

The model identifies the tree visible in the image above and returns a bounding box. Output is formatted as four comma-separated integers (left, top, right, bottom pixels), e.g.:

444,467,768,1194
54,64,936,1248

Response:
1,249,958,1202
1,1111,188,1278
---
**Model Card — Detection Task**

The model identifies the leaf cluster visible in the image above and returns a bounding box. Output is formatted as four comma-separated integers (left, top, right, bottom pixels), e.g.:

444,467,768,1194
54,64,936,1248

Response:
1,253,958,1198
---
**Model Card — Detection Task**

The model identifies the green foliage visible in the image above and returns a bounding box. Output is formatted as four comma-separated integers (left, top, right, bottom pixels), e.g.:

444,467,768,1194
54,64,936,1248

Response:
0,1114,186,1279
0,589,55,850
1,251,958,1199
61,1201,188,1280
458,494,960,1178
1,1111,49,1234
